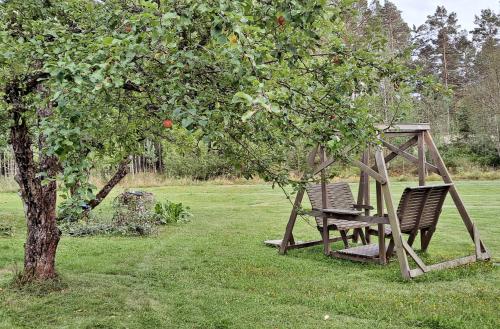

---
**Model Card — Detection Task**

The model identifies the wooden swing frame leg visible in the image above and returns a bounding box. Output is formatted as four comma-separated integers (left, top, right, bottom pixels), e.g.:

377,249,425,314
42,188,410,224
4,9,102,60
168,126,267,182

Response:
279,146,319,254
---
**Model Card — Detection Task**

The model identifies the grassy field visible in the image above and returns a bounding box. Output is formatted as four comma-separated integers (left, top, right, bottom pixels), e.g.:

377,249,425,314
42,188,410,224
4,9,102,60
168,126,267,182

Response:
0,181,499,328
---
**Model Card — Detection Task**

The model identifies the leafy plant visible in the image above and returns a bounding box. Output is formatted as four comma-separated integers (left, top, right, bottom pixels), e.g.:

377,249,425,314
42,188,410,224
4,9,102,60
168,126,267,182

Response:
154,201,192,224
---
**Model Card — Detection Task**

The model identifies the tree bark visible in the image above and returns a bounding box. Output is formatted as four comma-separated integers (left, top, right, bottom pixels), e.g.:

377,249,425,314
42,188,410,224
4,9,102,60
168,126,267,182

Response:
6,72,61,281
10,110,60,281
86,157,131,210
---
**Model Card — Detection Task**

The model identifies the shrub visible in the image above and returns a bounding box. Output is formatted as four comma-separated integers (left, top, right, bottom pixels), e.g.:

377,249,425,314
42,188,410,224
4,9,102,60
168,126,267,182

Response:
440,140,500,169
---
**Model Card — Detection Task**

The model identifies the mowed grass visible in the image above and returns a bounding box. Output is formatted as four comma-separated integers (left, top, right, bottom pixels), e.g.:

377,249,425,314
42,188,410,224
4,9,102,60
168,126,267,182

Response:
0,181,499,329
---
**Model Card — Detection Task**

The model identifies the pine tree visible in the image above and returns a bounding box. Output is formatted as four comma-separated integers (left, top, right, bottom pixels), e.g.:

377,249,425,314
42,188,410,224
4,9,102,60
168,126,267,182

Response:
464,9,500,158
377,1,411,54
413,6,473,135
472,9,500,47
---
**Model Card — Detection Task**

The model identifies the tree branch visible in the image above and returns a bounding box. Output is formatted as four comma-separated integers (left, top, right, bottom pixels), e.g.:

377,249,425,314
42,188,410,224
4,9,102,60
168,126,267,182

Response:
86,156,132,210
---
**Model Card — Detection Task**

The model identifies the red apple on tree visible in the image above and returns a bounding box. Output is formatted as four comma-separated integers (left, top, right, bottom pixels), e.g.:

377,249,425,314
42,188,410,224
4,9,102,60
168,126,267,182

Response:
163,119,173,129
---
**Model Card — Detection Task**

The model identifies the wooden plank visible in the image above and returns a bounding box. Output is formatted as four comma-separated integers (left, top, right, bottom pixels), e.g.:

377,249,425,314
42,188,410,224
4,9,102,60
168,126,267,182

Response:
407,188,431,246
330,252,381,264
353,160,387,184
370,136,417,171
357,160,365,209
376,123,430,132
320,146,330,255
352,204,374,210
315,208,363,215
266,236,353,249
339,230,349,248
409,253,489,277
357,228,368,244
355,151,367,243
381,139,440,174
264,239,303,247
335,243,381,258
420,227,435,251
376,180,386,264
417,132,426,186
423,131,490,257
473,224,483,260
364,149,371,243
401,239,428,272
313,157,335,175
307,210,389,224
279,146,318,254
379,132,422,137
375,147,411,279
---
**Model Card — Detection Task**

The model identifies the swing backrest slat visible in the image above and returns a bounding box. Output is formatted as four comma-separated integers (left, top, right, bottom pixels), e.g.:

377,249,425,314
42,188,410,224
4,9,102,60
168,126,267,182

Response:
397,184,452,232
306,182,355,211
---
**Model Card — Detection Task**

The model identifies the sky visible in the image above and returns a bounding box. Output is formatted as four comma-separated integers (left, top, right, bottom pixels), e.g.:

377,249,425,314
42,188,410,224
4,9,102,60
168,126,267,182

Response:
387,0,499,31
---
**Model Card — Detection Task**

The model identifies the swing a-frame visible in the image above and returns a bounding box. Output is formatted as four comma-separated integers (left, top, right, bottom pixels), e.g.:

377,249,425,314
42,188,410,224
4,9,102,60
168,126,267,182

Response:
266,124,491,279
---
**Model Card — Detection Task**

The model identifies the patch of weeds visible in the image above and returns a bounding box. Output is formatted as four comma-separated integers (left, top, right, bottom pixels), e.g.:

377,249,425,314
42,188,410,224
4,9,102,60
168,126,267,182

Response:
0,223,13,237
62,221,155,237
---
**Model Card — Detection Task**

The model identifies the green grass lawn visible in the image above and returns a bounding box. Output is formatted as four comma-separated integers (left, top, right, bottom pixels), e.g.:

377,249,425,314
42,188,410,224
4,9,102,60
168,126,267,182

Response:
0,181,499,329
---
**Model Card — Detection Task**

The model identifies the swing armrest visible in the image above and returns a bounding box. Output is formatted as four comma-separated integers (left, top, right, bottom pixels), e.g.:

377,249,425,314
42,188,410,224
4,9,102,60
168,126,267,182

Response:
313,208,363,216
352,204,374,210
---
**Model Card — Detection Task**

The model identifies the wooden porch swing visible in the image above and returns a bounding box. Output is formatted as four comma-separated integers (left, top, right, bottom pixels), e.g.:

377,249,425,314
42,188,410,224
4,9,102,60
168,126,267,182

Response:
265,124,491,279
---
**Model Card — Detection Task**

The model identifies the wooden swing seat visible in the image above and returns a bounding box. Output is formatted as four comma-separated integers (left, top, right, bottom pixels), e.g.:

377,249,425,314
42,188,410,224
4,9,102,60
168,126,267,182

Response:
306,182,373,246
333,184,452,262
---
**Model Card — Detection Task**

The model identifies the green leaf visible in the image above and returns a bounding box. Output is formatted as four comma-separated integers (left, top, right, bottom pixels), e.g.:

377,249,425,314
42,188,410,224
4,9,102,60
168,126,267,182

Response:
103,37,114,46
232,92,253,105
162,13,178,20
181,118,194,128
242,110,257,122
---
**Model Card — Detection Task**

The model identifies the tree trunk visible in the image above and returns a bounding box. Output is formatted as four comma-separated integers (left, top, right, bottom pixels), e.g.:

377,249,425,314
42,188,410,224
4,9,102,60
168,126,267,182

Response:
0,151,5,176
495,114,500,158
23,180,60,280
10,110,60,281
5,72,61,282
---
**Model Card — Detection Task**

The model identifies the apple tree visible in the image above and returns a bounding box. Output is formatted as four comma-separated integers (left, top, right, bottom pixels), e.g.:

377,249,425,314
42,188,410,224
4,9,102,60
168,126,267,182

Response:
0,0,418,282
